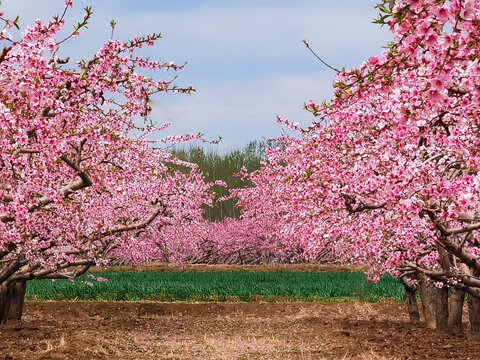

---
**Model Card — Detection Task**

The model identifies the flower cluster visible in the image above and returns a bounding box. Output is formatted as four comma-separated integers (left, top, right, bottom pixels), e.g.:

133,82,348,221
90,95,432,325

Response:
236,0,480,292
0,3,213,288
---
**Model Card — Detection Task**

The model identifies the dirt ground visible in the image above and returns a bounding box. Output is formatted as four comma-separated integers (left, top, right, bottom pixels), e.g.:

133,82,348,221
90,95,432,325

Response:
0,300,478,360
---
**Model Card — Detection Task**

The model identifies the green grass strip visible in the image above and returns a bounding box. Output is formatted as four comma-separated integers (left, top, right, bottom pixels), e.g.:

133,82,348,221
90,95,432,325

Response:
25,271,405,302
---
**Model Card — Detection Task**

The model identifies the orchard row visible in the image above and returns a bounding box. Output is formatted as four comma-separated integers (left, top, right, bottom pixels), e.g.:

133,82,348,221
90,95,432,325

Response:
2,0,480,335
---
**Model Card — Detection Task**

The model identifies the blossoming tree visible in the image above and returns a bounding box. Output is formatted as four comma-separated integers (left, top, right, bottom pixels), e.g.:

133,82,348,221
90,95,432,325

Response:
237,0,480,332
177,216,309,265
0,2,214,323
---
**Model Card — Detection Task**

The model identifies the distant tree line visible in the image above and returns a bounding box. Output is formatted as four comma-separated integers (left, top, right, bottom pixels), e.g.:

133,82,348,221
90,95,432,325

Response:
170,140,271,221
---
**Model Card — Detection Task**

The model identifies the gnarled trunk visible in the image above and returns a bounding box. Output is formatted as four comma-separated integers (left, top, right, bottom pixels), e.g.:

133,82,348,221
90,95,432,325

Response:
402,280,420,324
0,282,13,324
7,281,26,321
418,275,448,330
469,294,480,333
448,288,465,333
0,281,26,324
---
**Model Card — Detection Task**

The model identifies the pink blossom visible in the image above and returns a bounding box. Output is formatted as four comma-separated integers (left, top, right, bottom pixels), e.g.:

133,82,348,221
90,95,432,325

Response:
230,0,480,295
426,89,444,101
434,6,450,22
0,2,216,301
368,56,379,66
430,75,448,91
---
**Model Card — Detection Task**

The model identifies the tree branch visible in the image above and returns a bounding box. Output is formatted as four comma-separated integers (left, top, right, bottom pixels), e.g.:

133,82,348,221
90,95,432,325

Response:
400,261,480,298
303,40,340,73
0,145,92,223
103,205,170,236
342,194,385,214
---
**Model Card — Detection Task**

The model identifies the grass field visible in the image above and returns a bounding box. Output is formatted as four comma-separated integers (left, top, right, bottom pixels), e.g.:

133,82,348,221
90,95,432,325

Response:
25,271,405,302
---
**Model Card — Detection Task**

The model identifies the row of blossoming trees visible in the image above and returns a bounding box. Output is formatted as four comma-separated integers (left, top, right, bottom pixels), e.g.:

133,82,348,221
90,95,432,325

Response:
149,0,480,333
3,0,480,335
0,2,224,323
228,0,480,333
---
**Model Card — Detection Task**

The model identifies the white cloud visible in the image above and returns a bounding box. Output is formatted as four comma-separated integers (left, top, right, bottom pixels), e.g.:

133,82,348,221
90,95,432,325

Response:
1,1,391,149
151,71,336,148
2,1,391,70
99,5,393,71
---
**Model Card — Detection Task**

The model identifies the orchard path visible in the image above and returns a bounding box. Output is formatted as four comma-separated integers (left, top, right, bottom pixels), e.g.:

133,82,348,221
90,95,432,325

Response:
0,300,478,360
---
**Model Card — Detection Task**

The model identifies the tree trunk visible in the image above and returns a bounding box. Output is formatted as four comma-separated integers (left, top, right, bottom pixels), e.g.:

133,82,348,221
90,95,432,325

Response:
468,294,480,333
418,275,449,330
7,281,26,321
402,281,420,324
448,287,465,333
0,281,27,324
0,282,13,325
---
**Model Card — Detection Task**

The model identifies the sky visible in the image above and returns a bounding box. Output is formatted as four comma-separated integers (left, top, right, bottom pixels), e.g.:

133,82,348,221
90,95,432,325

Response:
2,1,392,151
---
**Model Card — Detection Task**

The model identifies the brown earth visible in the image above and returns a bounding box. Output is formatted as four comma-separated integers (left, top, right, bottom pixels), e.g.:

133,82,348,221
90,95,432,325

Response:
0,300,478,360
89,262,366,273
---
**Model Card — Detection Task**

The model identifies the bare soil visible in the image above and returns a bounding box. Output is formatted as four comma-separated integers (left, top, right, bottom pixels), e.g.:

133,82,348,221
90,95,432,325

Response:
0,300,478,359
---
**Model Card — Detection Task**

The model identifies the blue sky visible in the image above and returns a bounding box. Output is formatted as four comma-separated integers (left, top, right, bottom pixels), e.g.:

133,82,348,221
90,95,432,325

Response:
2,1,391,151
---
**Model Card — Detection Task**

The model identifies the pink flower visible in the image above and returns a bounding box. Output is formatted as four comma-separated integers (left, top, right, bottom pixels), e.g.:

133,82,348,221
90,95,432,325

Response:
434,7,450,22
430,75,448,91
438,34,453,50
461,0,476,20
368,56,379,66
426,89,444,102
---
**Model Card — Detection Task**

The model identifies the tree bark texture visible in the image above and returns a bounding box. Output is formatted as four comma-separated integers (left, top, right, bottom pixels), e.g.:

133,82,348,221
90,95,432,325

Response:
0,282,12,324
7,281,26,321
418,275,449,330
0,281,26,324
469,294,480,333
448,287,465,333
402,281,420,324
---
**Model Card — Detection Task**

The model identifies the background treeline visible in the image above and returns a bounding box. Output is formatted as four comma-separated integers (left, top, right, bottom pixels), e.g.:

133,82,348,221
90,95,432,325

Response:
170,140,270,221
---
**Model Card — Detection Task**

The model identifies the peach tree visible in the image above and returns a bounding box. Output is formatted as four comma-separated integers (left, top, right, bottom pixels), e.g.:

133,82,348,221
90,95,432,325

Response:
237,0,480,332
0,1,214,323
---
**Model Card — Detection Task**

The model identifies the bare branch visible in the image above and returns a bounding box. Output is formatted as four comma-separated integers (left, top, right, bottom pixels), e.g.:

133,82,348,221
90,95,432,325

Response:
442,222,480,236
424,153,444,163
303,40,340,73
11,259,93,282
447,85,468,96
0,258,22,284
400,261,480,298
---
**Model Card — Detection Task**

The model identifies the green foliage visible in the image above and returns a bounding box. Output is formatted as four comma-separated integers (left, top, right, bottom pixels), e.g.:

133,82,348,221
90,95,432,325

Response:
171,141,270,221
373,1,393,26
25,271,405,302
